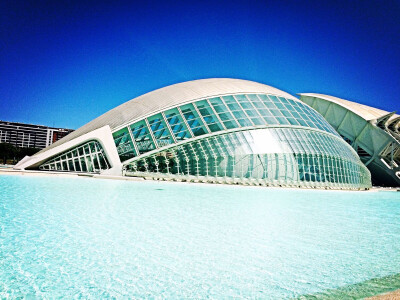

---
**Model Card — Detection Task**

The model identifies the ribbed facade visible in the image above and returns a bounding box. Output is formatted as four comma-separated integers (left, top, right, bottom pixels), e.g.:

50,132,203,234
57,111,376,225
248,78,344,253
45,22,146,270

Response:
22,79,371,189
300,93,399,187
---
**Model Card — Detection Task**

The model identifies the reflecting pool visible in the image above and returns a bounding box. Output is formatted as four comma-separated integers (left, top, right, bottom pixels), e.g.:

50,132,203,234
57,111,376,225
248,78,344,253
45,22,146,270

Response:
0,175,399,298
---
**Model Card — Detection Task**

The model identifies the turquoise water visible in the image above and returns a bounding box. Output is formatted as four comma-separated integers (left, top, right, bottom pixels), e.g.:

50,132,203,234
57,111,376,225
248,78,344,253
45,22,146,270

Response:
0,175,399,298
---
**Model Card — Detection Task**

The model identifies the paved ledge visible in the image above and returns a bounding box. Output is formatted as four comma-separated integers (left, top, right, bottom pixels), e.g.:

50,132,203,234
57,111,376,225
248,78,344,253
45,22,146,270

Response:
1,166,399,192
368,289,400,299
0,168,145,181
297,273,400,299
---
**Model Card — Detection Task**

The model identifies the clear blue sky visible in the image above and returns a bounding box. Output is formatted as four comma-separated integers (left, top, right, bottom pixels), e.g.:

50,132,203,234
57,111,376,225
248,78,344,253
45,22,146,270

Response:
1,0,399,129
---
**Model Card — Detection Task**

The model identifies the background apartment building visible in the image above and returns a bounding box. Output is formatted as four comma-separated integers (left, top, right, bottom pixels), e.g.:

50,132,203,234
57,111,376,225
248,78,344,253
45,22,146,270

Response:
0,120,74,149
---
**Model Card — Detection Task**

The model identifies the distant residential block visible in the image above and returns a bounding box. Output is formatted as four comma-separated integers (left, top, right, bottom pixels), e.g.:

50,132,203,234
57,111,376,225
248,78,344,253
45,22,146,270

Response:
0,120,74,149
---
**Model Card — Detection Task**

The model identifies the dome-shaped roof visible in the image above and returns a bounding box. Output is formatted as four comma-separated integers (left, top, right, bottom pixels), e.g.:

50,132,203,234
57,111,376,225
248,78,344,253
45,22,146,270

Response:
39,78,298,153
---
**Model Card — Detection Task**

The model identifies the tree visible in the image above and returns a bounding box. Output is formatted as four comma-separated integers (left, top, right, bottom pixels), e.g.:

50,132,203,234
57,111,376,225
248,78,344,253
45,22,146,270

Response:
0,143,17,164
0,143,40,165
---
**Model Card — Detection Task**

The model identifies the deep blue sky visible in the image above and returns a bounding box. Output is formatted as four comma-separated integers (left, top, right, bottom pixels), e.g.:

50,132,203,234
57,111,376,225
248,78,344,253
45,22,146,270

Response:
1,0,399,129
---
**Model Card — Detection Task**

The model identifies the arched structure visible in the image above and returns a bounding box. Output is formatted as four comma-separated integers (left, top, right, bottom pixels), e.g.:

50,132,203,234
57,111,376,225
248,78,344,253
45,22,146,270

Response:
299,93,399,187
15,79,371,189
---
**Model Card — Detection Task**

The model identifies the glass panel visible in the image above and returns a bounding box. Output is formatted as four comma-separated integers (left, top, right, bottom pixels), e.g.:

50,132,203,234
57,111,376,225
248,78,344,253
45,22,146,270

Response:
80,157,87,172
74,160,81,172
90,142,96,153
222,95,242,111
86,155,93,172
247,94,265,109
234,95,253,109
250,118,264,126
147,113,174,148
92,155,100,171
264,117,280,125
164,108,192,141
276,117,290,125
287,118,300,126
222,120,238,129
222,96,252,127
130,120,156,154
113,127,137,161
84,145,90,155
281,110,293,118
208,97,239,129
125,127,370,189
194,101,224,132
40,140,110,174
68,160,74,171
99,154,108,170
180,103,208,136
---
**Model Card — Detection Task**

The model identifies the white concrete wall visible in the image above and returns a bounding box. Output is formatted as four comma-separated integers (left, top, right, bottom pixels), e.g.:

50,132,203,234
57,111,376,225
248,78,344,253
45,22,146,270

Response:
15,125,123,175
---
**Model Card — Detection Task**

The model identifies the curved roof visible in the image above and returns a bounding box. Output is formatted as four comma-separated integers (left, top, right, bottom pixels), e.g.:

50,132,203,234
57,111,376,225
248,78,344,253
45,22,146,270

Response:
37,78,299,154
298,93,394,121
300,92,400,145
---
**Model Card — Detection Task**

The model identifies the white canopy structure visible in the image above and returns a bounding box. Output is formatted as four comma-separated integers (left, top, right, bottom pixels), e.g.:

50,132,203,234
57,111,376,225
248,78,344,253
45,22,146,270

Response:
300,93,399,186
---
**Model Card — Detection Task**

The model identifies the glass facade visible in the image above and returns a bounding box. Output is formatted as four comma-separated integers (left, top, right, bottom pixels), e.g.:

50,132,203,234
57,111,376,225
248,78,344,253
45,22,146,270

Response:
112,93,339,162
106,92,370,189
39,140,110,173
125,128,371,189
37,90,371,190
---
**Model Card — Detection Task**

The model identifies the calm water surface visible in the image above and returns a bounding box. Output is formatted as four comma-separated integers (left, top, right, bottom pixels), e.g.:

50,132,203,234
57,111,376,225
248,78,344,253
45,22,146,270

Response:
0,175,399,298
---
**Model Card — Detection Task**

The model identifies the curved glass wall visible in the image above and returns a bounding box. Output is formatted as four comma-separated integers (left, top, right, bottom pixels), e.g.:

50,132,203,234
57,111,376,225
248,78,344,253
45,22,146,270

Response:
125,128,371,190
39,140,110,173
112,93,339,162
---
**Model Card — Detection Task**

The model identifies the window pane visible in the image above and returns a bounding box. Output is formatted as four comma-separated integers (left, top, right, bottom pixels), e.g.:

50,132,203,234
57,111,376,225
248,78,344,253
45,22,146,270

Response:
223,120,238,129
148,113,174,148
74,160,81,172
113,127,137,161
180,103,208,136
99,154,108,170
208,97,239,129
164,108,192,141
234,95,253,109
130,120,156,154
80,157,87,172
194,101,224,132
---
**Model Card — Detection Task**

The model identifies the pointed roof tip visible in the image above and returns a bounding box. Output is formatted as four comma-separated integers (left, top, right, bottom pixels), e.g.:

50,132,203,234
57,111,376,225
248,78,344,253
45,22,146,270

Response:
298,93,396,121
376,111,396,125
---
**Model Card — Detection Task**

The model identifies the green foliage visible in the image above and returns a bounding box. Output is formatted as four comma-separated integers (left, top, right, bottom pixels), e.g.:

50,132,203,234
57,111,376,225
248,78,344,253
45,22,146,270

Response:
0,143,40,164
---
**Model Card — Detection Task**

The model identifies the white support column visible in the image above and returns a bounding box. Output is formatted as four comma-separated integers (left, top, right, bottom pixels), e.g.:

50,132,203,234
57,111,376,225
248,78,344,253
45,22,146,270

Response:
192,103,212,134
144,118,158,149
206,99,227,130
161,112,177,144
127,125,140,156
177,107,195,137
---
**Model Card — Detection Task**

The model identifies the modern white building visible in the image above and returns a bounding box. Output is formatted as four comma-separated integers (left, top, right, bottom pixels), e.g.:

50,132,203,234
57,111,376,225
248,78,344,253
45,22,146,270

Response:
15,79,371,189
300,93,400,186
